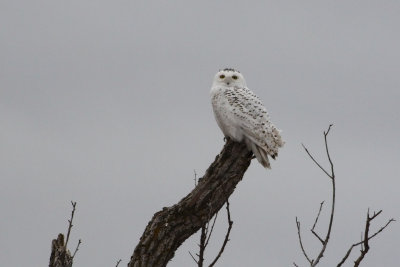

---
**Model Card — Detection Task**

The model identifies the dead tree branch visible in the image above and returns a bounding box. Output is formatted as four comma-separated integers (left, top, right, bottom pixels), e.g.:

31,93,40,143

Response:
189,200,233,267
337,210,395,267
311,201,325,244
49,201,81,267
128,139,252,267
198,203,219,266
295,125,395,266
197,222,207,267
209,200,233,267
189,185,220,266
65,201,77,248
189,251,198,264
295,124,335,267
71,239,81,259
295,217,312,265
204,213,218,249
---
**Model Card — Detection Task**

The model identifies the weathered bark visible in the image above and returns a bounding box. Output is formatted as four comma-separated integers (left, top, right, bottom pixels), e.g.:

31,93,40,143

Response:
128,139,253,267
49,234,73,267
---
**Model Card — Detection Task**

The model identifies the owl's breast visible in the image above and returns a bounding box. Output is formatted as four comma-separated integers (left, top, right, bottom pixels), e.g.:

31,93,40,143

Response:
210,86,244,141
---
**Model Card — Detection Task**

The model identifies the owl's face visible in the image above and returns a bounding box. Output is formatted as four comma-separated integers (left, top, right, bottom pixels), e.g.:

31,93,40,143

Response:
212,68,247,87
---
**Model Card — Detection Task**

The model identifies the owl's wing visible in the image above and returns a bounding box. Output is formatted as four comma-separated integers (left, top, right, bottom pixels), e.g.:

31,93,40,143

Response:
228,87,284,158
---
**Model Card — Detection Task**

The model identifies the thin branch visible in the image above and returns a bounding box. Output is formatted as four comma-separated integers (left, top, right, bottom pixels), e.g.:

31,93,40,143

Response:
301,144,332,179
364,218,395,242
296,125,395,267
353,209,372,267
115,259,122,267
296,217,313,265
65,201,77,248
296,125,335,267
311,125,335,266
208,200,233,267
311,201,325,231
205,213,219,248
337,210,395,267
190,204,219,266
189,251,198,264
368,209,385,222
293,263,300,267
72,239,82,259
49,201,81,267
311,201,325,244
197,202,218,266
311,228,324,245
197,225,207,267
324,124,335,179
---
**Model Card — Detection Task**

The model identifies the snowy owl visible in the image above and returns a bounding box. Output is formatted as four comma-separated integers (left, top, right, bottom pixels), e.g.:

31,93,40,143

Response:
210,68,284,168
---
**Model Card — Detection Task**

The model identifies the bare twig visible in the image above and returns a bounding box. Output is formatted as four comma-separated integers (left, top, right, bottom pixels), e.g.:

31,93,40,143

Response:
115,259,122,267
205,213,219,248
311,201,324,231
363,218,395,244
190,207,219,266
295,217,312,265
198,204,218,266
189,200,233,267
301,144,331,179
49,201,81,267
198,224,207,267
296,124,335,266
65,201,77,248
189,251,198,264
209,200,233,267
311,201,325,244
324,125,334,179
311,125,335,267
296,125,395,266
72,239,82,259
354,209,372,267
337,210,395,267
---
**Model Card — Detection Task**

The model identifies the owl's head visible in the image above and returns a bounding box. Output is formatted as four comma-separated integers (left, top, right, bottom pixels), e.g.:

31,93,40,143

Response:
212,68,247,87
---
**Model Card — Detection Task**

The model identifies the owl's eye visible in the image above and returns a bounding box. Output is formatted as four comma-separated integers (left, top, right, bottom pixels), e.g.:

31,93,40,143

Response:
232,75,238,80
219,75,225,79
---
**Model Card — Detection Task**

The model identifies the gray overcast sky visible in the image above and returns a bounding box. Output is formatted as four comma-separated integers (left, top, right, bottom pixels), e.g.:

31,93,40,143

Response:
1,1,399,266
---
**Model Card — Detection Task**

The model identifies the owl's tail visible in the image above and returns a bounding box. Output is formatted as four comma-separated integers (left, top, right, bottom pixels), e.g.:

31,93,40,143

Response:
246,140,271,169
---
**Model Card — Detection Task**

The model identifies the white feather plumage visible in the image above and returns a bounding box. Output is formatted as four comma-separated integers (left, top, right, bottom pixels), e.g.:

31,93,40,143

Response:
210,68,284,168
